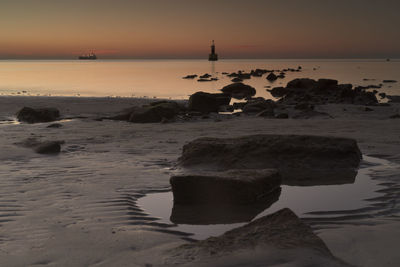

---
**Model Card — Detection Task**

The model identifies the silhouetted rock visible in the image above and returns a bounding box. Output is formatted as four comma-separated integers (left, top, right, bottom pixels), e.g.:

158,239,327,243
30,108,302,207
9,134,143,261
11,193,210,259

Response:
379,92,386,98
221,83,256,99
17,107,60,123
200,73,211,79
47,123,63,128
275,113,289,119
243,99,275,114
35,141,63,154
129,102,181,123
197,78,212,82
166,208,347,266
178,135,361,185
268,87,290,97
387,95,400,103
170,169,281,205
188,92,231,113
383,80,397,83
231,77,243,82
287,78,317,89
182,74,197,79
266,72,278,82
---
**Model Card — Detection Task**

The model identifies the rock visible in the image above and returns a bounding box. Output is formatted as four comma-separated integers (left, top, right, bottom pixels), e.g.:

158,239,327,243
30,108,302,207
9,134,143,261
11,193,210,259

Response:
231,77,243,82
200,73,211,79
268,87,290,97
170,169,281,205
197,78,212,82
232,102,246,110
221,83,256,99
47,123,63,128
178,135,362,185
389,114,400,119
275,113,289,119
242,99,275,114
287,78,317,89
387,95,400,103
292,110,333,119
316,79,338,89
218,105,234,113
294,102,314,111
379,92,386,98
17,107,60,123
364,107,374,112
383,80,397,83
183,74,197,79
35,141,63,154
188,92,231,113
256,109,275,117
129,102,181,123
170,188,281,224
266,72,278,82
166,208,347,266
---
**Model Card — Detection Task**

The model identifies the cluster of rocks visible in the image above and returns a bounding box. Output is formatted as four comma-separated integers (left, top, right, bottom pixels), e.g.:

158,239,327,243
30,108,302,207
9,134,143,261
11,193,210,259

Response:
268,78,380,105
183,73,218,82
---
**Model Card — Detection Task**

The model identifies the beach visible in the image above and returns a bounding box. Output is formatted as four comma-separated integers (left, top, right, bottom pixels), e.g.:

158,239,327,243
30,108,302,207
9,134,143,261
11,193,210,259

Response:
0,95,399,266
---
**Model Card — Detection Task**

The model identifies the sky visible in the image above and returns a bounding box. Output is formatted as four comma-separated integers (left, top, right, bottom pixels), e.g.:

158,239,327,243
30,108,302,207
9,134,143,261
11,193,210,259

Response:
0,0,399,59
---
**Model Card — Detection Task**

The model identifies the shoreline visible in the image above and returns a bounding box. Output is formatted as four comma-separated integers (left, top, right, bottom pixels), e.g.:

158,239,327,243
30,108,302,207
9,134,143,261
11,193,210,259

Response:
0,95,399,266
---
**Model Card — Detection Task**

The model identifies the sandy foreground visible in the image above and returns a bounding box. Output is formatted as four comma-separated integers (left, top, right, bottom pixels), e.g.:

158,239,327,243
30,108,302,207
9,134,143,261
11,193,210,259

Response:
0,96,399,267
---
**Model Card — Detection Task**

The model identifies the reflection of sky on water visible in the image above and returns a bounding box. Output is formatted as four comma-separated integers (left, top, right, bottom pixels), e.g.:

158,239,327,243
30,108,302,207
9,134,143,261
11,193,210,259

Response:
0,59,399,99
137,156,391,240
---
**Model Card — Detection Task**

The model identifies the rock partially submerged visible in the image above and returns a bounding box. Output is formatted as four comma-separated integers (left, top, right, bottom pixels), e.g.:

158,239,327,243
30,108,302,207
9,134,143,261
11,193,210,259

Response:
17,107,60,123
166,208,348,266
15,138,64,154
221,83,256,99
170,169,281,205
178,134,362,185
268,78,378,105
188,92,231,113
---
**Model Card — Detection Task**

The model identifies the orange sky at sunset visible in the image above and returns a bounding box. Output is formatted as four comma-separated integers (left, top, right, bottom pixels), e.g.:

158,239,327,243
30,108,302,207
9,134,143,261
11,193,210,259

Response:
1,0,399,59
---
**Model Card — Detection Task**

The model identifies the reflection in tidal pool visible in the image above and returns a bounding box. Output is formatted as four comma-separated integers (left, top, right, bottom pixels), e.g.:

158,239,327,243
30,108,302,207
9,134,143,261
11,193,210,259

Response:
137,156,390,240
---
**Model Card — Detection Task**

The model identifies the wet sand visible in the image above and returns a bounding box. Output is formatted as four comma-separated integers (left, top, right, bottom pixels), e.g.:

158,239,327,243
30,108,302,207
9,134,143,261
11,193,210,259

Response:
0,96,399,266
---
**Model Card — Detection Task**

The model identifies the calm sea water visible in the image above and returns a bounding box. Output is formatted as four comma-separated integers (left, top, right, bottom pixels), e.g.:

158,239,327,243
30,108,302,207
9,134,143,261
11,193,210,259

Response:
0,59,399,99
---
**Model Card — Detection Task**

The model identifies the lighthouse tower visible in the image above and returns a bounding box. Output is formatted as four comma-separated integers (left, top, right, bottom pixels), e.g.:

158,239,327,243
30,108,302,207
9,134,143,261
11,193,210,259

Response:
208,40,218,61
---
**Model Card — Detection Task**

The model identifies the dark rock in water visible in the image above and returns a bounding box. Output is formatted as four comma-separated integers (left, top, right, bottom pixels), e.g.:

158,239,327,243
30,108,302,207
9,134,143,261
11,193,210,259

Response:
232,102,246,110
242,99,275,114
364,107,374,112
292,110,333,119
382,80,397,83
170,187,281,225
387,95,400,103
47,123,63,128
221,83,256,99
277,73,285,79
266,72,278,82
197,78,212,82
166,208,346,266
170,169,281,205
178,135,361,185
316,79,338,89
35,141,63,154
389,114,400,119
188,92,231,113
183,74,198,79
256,109,275,117
275,113,289,119
287,78,317,89
231,77,243,82
200,73,211,79
218,105,234,113
17,107,60,123
268,87,290,97
378,92,386,98
129,102,181,123
294,102,314,111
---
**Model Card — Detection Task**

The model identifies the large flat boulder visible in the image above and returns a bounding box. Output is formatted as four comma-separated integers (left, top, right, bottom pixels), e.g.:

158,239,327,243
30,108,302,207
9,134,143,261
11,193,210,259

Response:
128,102,181,123
178,135,362,185
165,208,349,266
17,107,60,123
170,169,281,205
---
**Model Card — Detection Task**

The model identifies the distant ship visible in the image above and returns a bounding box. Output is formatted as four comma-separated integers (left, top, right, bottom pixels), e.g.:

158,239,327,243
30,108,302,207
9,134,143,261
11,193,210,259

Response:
208,40,218,61
79,53,97,60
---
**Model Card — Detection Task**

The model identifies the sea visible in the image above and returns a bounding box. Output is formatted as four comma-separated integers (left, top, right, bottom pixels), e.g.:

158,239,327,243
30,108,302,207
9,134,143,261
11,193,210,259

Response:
0,59,399,99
